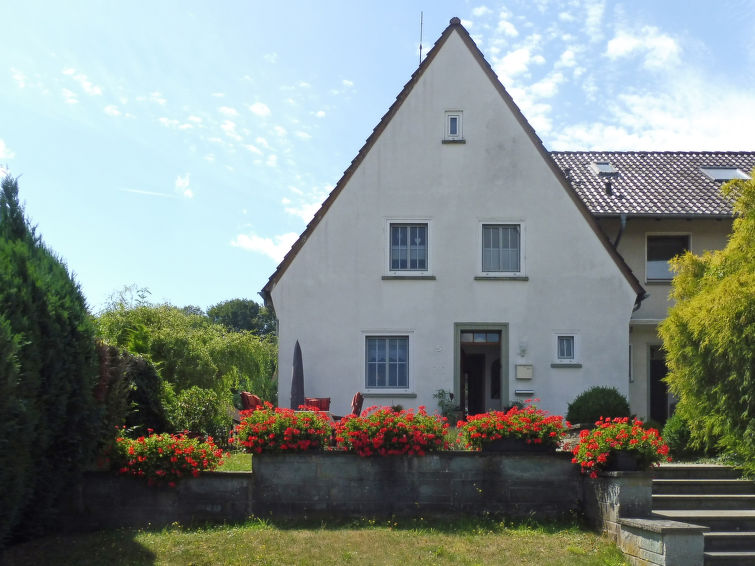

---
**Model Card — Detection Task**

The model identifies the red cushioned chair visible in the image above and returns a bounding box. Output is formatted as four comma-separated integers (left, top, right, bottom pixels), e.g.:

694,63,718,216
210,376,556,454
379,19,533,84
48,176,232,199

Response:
240,392,263,411
304,397,331,411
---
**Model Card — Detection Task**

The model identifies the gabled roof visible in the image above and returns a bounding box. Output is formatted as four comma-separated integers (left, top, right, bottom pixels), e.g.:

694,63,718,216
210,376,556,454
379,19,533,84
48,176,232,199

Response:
551,151,755,217
261,18,646,308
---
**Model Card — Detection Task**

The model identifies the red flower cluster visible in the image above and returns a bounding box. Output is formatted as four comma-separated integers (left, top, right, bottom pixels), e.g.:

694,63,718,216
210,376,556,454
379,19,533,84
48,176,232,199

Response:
457,401,569,450
229,401,332,454
571,416,671,478
111,429,225,487
334,405,448,457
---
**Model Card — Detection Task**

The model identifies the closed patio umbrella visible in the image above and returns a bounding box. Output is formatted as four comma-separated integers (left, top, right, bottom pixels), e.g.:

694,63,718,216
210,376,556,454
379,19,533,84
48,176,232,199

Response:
290,340,305,409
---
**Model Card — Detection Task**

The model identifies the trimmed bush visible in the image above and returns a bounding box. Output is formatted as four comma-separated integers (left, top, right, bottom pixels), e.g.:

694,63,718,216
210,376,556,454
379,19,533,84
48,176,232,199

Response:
662,411,705,460
566,386,630,425
0,176,100,545
168,385,232,441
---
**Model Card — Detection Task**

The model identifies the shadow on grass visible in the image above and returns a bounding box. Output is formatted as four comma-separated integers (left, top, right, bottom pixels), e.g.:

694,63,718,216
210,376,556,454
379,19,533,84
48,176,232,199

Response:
3,529,157,566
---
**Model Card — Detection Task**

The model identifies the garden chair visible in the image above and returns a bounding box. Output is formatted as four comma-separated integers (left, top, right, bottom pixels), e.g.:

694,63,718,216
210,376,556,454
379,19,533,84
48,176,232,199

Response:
240,392,263,411
304,397,331,411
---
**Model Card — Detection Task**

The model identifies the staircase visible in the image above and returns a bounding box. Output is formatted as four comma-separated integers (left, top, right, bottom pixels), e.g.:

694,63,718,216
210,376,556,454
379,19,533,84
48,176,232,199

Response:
652,464,755,565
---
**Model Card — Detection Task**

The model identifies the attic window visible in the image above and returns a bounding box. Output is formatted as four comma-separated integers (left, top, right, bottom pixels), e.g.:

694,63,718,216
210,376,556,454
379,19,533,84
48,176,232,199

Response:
443,111,464,142
700,167,750,181
590,161,618,176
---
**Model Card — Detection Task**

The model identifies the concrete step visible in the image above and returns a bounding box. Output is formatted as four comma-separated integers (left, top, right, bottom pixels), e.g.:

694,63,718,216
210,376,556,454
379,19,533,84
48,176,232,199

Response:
705,531,755,552
654,479,755,495
653,510,755,532
704,550,755,565
654,494,755,511
654,464,742,480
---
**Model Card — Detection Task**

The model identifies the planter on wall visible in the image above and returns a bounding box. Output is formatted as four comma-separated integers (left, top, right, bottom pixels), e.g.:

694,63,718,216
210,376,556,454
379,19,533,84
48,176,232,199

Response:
604,451,644,472
481,437,556,453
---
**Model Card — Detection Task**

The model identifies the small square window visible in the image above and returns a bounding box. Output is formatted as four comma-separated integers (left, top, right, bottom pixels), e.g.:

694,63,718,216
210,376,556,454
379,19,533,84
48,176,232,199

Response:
647,235,689,281
445,111,463,140
557,336,575,360
700,167,750,181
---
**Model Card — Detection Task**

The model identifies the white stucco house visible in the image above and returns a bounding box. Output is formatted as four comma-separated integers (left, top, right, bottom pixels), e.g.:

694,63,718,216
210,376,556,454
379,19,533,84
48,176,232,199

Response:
261,18,755,420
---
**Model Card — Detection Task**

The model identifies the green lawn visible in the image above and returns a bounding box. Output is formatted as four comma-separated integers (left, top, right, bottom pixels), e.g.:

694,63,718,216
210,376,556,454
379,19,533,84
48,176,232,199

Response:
5,517,627,566
216,450,252,471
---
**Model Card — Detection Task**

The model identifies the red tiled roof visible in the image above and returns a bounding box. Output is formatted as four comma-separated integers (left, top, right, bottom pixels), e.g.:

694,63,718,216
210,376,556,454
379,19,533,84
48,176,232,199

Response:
551,151,755,217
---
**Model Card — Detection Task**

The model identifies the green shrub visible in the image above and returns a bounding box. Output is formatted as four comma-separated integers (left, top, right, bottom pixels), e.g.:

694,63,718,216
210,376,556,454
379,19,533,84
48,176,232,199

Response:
662,411,704,460
168,385,232,441
0,176,100,546
566,386,630,425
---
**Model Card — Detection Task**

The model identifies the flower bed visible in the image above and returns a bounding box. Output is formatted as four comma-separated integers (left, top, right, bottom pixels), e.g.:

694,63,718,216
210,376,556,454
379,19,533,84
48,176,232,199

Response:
229,402,332,453
456,403,569,450
334,405,448,456
571,417,671,478
111,429,225,487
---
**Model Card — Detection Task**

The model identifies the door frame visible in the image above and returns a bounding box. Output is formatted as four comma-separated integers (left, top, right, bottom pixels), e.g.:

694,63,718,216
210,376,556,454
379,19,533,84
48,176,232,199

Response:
454,323,509,416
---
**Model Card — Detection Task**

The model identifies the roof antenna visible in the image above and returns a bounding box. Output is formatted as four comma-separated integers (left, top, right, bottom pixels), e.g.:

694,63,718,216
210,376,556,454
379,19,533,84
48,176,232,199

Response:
419,11,423,66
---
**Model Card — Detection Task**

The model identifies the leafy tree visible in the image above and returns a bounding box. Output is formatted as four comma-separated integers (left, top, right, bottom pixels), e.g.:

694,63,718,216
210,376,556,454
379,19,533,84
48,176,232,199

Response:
207,298,276,336
97,302,278,406
659,171,755,474
0,175,100,545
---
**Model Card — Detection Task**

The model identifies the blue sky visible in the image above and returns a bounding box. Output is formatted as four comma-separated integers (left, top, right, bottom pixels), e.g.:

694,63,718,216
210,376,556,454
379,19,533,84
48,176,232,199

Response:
2,1,754,313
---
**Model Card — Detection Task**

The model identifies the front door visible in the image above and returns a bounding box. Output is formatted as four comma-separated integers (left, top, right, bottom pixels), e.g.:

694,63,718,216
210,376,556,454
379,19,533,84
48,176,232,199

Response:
455,324,508,417
649,345,671,423
464,354,485,416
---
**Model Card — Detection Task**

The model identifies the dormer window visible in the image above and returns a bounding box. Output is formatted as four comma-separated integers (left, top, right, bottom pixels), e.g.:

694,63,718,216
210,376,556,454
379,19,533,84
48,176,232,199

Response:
444,111,463,142
590,161,618,176
700,167,750,181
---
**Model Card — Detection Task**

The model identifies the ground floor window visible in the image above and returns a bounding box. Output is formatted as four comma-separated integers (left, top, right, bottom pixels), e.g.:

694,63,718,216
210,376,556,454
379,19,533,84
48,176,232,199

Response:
365,336,408,388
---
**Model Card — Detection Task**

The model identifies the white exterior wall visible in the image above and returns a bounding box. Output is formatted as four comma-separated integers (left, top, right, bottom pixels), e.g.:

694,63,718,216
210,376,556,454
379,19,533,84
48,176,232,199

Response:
271,31,638,417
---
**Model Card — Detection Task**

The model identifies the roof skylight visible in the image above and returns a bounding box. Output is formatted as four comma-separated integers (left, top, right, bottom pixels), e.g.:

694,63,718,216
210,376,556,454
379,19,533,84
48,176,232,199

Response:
700,167,750,181
590,161,618,176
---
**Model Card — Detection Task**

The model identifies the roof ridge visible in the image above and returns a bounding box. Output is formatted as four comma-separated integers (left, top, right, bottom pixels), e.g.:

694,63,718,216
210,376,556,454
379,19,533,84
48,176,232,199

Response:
551,150,755,155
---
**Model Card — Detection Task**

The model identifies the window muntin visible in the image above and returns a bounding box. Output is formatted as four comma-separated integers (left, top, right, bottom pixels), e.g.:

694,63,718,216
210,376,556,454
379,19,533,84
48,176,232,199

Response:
647,235,689,280
482,224,521,273
557,336,575,360
390,223,427,271
365,336,408,389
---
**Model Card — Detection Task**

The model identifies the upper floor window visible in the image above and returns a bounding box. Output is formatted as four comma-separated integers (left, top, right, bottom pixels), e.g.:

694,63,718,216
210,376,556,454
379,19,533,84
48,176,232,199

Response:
482,224,521,273
445,111,463,141
646,235,689,281
390,223,427,271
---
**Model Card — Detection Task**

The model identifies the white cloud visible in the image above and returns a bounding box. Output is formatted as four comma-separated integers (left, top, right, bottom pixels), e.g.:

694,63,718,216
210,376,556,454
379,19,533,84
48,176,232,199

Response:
104,105,121,116
249,102,271,117
298,81,311,88
122,188,176,198
244,144,263,155
342,79,354,88
188,115,203,123
218,106,239,117
266,154,278,167
158,117,180,128
584,0,606,42
263,53,278,64
315,110,326,118
605,26,681,70
496,8,519,37
62,88,78,104
529,72,565,99
11,68,26,88
221,120,242,141
295,131,311,140
150,91,167,105
212,92,225,98
231,231,298,262
255,137,270,149
0,139,15,159
472,5,492,17
273,125,287,137
175,173,193,198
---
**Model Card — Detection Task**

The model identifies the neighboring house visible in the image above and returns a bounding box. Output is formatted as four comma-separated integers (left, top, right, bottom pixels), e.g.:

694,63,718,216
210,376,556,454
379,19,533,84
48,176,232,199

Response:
551,152,755,421
261,18,755,420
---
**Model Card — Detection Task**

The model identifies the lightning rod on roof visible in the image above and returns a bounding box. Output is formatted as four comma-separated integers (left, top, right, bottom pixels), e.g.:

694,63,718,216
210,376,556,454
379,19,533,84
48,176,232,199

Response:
419,11,423,66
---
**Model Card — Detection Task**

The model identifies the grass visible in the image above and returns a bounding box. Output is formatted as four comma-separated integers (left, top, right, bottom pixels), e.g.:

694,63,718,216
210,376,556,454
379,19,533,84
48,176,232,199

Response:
216,450,252,472
4,517,627,566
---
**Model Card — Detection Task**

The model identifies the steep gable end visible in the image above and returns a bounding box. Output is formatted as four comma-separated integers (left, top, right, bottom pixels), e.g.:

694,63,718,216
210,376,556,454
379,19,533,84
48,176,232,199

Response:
261,18,645,309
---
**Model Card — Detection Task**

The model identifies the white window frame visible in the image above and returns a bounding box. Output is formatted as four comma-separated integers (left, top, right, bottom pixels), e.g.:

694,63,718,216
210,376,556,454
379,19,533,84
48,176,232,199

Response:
552,331,580,365
445,110,463,141
645,233,690,282
385,218,432,276
362,331,413,393
478,220,525,277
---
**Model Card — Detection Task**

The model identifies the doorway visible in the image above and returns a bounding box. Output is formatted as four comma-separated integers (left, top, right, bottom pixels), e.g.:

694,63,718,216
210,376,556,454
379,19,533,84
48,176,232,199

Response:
455,324,508,417
649,345,673,423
